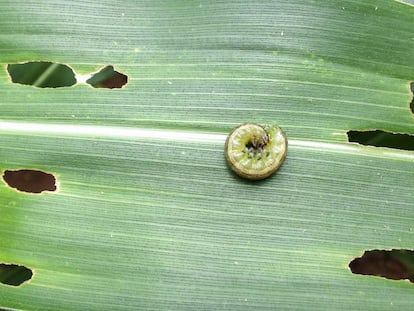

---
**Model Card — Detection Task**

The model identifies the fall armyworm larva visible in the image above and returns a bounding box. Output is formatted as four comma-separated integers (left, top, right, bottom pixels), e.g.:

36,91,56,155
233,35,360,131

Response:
224,123,288,180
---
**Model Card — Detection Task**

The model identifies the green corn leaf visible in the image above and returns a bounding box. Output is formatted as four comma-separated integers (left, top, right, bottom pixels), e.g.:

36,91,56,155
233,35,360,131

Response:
0,1,414,310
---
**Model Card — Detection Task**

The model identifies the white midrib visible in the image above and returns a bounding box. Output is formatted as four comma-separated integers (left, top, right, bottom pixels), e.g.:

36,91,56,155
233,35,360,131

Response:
0,120,412,160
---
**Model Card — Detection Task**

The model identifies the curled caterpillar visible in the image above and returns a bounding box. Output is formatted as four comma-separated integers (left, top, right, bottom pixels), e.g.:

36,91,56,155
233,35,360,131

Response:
224,123,287,180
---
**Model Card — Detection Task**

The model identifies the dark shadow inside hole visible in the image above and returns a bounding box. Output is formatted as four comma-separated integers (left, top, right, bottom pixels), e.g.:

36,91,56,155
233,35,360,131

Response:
86,65,128,89
7,61,76,88
349,249,414,283
0,264,33,286
2,169,57,194
347,130,414,151
410,82,414,114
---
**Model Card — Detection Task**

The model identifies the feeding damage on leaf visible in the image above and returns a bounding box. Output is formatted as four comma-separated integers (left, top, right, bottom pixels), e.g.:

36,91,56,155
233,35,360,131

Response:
0,263,33,287
7,61,76,88
349,249,414,284
6,61,128,89
347,82,414,150
2,169,57,194
86,65,128,89
347,130,414,151
410,81,414,114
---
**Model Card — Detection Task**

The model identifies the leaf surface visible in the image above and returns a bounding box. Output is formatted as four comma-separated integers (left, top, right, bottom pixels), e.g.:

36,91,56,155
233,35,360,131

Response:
0,1,413,310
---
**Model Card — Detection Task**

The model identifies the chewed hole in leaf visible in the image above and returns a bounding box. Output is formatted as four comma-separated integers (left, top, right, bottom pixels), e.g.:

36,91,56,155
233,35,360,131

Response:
86,65,128,89
349,249,414,283
2,169,57,194
410,82,414,114
0,263,33,286
7,61,76,88
347,130,414,151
